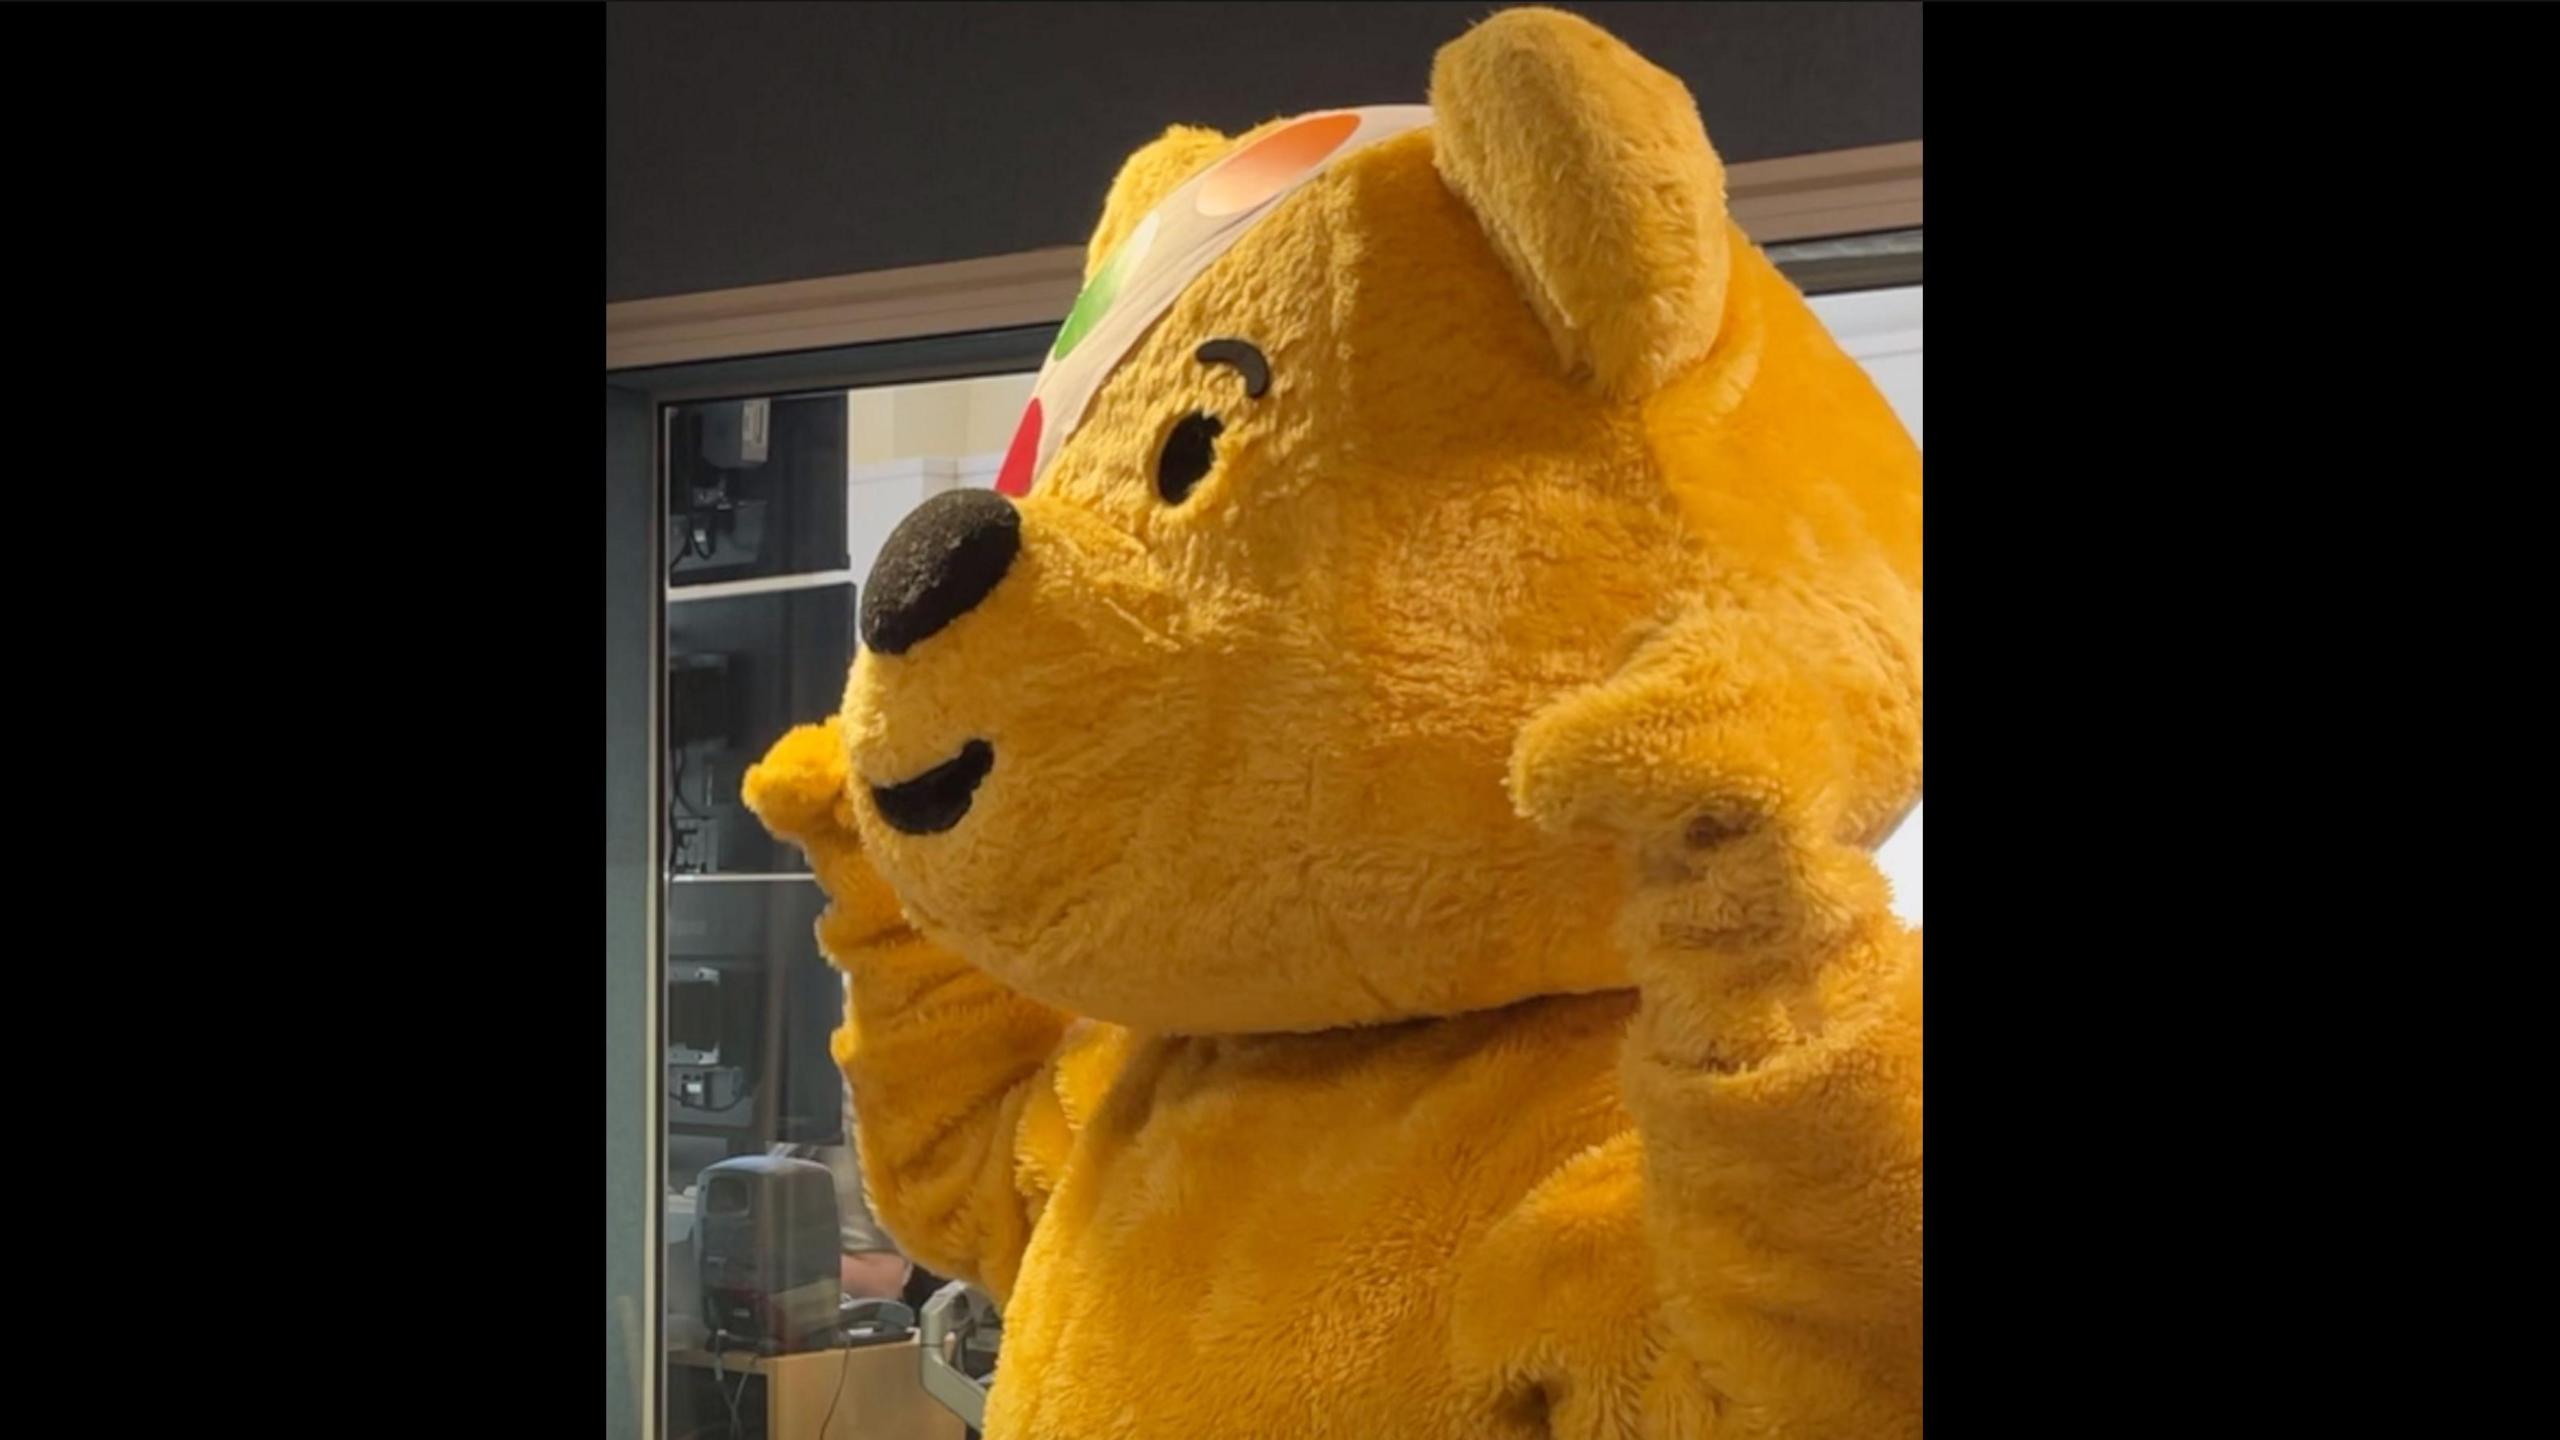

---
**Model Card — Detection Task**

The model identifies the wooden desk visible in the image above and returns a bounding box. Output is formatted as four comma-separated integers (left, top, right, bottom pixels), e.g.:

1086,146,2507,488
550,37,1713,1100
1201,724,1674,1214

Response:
670,1339,965,1440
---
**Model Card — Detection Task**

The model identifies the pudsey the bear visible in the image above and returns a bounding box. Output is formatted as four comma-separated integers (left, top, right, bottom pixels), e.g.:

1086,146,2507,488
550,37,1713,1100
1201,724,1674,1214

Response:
745,9,1922,1437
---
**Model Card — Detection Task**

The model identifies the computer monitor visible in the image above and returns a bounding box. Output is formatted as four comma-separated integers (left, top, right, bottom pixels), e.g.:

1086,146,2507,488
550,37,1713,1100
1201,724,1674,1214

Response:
667,876,845,1148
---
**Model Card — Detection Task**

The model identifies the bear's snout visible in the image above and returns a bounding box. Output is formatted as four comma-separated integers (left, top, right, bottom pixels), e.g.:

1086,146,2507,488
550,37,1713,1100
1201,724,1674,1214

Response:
861,487,1020,655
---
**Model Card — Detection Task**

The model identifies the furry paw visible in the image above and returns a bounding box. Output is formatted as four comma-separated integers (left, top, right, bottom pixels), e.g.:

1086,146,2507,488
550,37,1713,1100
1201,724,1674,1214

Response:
741,719,860,846
743,719,917,954
1508,610,1890,977
741,718,888,910
1507,614,1832,855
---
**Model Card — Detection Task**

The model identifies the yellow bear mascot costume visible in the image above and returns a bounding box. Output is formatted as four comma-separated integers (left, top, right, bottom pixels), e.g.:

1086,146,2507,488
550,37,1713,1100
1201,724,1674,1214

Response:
744,9,1921,1436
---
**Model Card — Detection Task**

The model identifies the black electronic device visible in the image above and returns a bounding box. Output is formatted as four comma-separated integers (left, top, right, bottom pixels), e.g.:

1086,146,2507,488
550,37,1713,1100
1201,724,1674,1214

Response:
668,652,739,751
697,1155,840,1353
837,1298,917,1349
667,393,849,585
667,882,846,1147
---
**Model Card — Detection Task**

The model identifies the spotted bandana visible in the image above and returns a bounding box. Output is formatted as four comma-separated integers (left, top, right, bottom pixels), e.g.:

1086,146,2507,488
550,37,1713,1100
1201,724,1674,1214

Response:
993,107,1435,498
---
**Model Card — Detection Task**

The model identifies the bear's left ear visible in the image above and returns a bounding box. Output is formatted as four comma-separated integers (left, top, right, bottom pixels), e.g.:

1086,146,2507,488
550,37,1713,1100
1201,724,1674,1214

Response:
1086,124,1235,281
1431,8,1730,400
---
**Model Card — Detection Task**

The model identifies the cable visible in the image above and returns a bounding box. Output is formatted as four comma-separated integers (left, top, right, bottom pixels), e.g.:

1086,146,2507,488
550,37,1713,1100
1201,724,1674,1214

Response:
817,1331,856,1438
710,1331,750,1440
671,1072,752,1114
671,469,735,575
669,742,697,873
671,746,710,820
670,512,714,574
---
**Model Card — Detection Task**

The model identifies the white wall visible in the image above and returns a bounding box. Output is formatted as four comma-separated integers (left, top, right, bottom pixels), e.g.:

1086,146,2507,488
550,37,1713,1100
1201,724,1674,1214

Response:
1808,284,1923,925
844,375,1033,582
845,372,1034,467
1811,284,1922,447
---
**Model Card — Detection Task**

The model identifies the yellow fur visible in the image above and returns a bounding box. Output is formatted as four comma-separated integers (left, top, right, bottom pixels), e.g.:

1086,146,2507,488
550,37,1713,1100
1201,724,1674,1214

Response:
1084,123,1235,279
744,9,1919,1435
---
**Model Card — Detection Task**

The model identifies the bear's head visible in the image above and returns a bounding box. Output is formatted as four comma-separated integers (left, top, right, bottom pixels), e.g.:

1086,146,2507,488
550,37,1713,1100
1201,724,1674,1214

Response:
823,7,1919,1034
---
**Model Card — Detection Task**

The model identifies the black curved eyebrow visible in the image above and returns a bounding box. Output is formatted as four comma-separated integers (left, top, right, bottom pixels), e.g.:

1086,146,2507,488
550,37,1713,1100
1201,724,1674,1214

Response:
1194,338,1270,399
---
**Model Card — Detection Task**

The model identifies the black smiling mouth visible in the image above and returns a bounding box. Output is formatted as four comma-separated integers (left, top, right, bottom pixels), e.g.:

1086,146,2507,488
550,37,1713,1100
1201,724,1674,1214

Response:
869,740,994,836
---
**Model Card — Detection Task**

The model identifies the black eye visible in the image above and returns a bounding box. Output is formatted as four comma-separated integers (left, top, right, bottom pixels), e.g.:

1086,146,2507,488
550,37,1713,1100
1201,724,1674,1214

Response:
1155,411,1222,505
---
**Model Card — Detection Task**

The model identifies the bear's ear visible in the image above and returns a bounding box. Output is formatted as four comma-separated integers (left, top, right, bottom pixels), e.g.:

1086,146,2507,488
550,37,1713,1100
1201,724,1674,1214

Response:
1085,124,1234,281
1431,8,1731,399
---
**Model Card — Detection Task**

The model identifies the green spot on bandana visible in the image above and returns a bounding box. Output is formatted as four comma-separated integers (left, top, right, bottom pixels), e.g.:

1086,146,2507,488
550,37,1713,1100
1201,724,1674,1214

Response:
1053,215,1152,360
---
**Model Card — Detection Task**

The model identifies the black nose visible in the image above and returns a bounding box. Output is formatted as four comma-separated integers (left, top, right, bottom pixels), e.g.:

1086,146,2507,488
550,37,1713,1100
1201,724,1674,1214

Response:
860,488,1020,655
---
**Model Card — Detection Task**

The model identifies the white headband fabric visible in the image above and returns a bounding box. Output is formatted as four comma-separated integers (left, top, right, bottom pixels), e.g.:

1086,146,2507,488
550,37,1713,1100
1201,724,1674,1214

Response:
993,106,1436,498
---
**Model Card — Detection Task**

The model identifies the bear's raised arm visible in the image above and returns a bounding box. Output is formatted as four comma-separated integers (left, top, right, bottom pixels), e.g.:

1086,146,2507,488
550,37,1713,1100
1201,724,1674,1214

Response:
744,720,1126,1302
1451,606,1923,1437
1495,597,1923,1438
1429,14,1924,1429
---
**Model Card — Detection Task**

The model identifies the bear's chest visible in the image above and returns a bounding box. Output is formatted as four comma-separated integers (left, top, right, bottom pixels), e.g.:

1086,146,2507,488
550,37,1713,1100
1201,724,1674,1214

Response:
981,994,1636,1440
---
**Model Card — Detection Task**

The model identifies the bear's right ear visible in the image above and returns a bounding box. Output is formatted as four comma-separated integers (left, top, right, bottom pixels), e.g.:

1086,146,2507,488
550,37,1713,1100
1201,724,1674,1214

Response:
1431,8,1731,400
1085,125,1234,280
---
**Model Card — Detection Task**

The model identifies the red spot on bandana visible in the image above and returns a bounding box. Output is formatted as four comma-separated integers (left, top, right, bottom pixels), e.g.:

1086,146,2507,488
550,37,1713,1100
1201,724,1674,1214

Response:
994,397,1042,497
